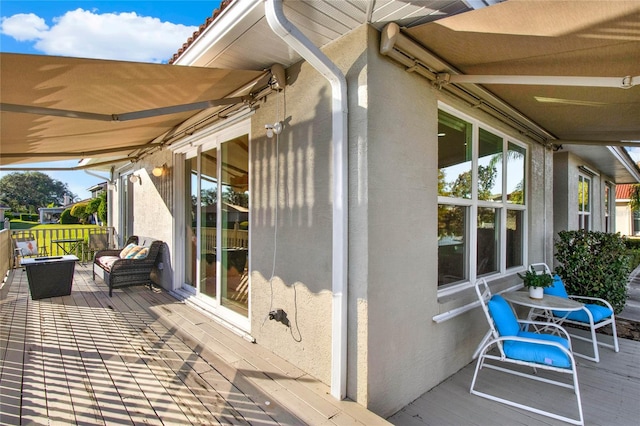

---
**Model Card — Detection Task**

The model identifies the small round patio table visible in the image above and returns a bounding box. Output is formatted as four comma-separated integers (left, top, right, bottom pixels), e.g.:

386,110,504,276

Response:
502,291,584,333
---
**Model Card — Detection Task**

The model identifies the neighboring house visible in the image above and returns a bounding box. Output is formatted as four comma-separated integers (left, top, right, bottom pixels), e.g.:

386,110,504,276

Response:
553,152,622,236
616,184,638,237
38,207,64,224
3,0,639,420
88,182,107,198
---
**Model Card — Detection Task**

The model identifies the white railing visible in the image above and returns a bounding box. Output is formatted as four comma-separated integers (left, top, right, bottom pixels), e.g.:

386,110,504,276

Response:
201,227,249,253
10,227,116,262
0,229,11,278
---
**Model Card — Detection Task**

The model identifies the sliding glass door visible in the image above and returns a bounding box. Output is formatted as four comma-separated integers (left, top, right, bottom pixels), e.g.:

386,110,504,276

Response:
182,126,250,323
219,137,249,316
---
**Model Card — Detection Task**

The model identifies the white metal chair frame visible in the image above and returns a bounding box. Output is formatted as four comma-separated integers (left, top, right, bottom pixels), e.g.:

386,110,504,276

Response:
470,279,584,425
530,263,619,362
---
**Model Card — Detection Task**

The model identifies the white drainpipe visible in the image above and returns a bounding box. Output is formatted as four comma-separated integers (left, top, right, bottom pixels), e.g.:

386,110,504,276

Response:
264,0,349,399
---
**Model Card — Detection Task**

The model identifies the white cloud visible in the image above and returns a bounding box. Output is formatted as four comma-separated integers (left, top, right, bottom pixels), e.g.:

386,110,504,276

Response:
1,9,197,63
1,13,49,41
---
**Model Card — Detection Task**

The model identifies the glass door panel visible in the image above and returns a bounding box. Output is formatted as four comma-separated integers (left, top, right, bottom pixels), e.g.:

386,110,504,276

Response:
184,157,197,288
220,136,249,316
200,147,218,299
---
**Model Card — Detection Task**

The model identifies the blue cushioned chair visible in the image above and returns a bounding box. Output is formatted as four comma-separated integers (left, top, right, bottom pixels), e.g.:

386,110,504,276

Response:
471,279,584,425
531,263,619,363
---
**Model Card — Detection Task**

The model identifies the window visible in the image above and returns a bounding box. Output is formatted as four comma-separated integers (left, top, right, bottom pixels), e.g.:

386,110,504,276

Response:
578,174,591,230
438,107,526,289
604,183,612,233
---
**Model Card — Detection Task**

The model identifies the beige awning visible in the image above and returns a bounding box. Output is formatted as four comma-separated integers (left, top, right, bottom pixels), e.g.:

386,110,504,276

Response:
405,0,640,144
0,53,266,166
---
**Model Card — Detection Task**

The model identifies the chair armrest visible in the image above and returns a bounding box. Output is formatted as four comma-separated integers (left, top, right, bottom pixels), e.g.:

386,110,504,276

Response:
94,249,122,259
568,294,615,310
517,319,572,340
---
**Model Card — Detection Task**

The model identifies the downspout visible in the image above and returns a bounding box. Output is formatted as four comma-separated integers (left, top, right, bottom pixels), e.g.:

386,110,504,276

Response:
264,0,349,399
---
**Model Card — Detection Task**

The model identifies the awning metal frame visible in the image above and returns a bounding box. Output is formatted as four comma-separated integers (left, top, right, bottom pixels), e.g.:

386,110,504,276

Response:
0,95,253,122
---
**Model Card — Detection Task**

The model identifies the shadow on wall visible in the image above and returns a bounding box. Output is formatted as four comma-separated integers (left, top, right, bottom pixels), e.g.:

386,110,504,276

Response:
252,79,332,295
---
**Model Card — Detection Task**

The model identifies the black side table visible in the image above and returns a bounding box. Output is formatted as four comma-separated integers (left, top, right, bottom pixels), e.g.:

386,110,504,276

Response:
21,255,79,300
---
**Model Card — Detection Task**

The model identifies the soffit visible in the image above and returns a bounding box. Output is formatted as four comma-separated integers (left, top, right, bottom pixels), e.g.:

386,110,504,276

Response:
0,53,265,166
555,144,638,184
177,0,476,69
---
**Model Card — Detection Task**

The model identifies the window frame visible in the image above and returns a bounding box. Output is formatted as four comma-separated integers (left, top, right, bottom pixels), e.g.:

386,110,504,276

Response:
604,183,613,233
578,173,591,231
437,103,528,297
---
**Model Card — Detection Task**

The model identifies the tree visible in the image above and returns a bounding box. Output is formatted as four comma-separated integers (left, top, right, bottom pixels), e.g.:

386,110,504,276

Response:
0,172,75,213
85,192,107,224
200,187,217,206
223,186,248,207
60,208,79,224
630,184,640,212
70,202,90,223
96,192,108,224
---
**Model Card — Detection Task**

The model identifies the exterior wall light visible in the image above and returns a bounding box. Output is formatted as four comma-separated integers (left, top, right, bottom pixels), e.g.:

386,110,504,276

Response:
265,122,283,138
129,174,141,184
152,164,166,177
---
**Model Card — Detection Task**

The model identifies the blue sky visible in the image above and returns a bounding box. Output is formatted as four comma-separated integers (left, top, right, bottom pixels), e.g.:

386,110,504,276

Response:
0,0,222,200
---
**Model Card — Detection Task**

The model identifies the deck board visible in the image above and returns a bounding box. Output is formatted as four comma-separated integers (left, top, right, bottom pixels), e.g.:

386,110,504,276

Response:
1,265,389,425
390,327,640,426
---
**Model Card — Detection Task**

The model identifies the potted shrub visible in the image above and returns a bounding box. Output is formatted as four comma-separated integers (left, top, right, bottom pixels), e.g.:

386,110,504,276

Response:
518,267,553,299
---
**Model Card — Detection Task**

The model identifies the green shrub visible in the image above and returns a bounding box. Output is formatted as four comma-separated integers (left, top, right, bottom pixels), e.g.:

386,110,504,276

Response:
554,230,630,313
19,213,39,222
70,202,89,223
623,237,640,250
60,208,79,224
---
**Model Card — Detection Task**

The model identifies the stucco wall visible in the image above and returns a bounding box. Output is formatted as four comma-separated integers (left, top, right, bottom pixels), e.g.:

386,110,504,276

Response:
111,151,175,291
248,27,370,384
364,25,443,414
616,202,633,236
553,151,571,233
365,26,554,416
553,150,613,237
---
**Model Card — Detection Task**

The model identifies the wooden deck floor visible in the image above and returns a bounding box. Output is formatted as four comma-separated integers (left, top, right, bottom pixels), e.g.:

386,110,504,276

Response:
0,265,388,426
3,265,640,425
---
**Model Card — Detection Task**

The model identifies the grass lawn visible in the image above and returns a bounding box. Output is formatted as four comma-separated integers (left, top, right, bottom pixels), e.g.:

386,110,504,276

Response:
9,220,100,231
10,222,105,259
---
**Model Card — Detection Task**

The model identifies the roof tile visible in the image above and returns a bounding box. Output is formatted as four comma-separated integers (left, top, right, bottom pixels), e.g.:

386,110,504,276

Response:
169,0,235,64
616,184,634,200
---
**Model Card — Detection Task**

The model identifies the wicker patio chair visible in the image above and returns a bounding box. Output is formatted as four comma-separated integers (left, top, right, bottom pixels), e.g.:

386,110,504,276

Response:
93,237,162,297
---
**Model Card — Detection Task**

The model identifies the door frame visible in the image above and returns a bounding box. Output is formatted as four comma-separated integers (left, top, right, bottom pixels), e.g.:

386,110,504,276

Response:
172,117,252,331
